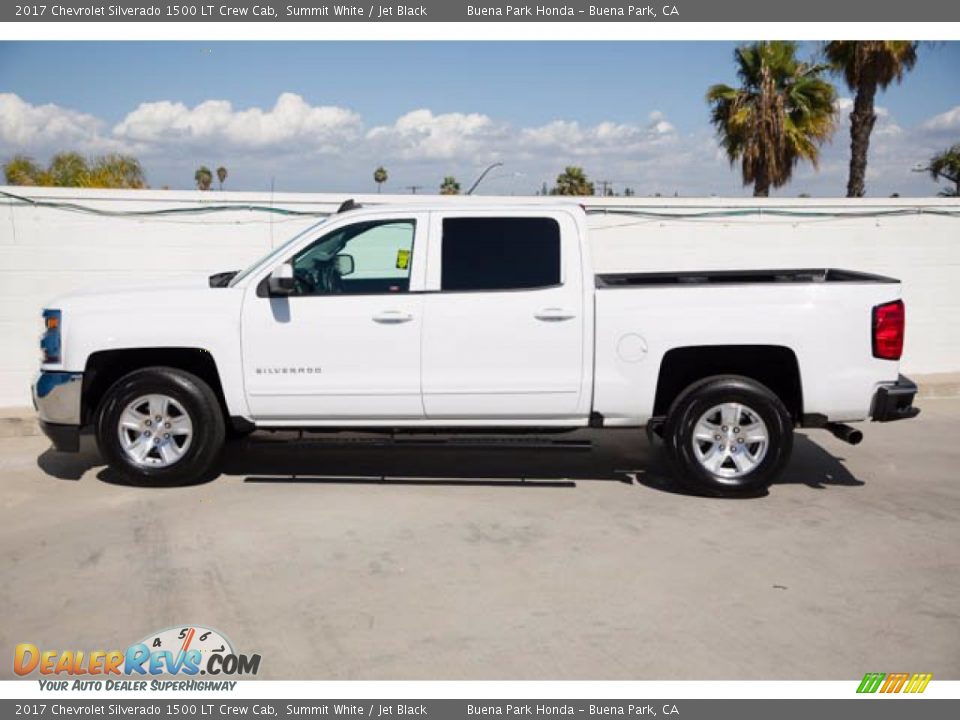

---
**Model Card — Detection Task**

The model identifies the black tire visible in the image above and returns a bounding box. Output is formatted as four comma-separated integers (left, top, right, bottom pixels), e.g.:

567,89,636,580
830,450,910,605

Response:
662,375,793,497
95,367,226,486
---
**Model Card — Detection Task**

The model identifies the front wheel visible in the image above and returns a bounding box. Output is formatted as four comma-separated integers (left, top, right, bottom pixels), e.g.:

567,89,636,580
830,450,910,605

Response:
96,367,225,485
662,375,793,497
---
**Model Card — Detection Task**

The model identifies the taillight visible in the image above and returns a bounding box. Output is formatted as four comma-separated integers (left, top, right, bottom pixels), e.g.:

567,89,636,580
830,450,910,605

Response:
872,300,904,360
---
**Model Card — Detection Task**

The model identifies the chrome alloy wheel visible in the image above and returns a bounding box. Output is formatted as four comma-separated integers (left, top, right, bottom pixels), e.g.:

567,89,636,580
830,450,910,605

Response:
691,402,769,480
117,394,193,468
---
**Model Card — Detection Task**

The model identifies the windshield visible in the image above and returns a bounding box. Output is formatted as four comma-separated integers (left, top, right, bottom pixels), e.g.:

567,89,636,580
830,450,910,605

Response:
227,217,332,287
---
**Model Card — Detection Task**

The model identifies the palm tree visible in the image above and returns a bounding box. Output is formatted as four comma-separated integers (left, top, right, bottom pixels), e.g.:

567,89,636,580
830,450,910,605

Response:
3,155,43,185
439,176,461,195
216,166,228,191
707,41,837,197
824,41,918,197
552,166,595,196
195,166,213,191
373,166,388,193
925,143,960,197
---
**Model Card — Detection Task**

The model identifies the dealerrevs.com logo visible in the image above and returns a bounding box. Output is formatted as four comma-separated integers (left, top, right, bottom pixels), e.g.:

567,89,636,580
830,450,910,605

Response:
14,625,260,689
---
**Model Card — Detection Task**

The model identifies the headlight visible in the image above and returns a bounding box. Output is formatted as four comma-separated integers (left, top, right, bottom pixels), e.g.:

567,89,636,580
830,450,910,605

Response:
41,309,61,363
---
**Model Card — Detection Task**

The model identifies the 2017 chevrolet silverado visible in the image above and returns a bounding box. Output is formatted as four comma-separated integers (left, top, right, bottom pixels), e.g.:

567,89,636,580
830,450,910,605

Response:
33,202,919,495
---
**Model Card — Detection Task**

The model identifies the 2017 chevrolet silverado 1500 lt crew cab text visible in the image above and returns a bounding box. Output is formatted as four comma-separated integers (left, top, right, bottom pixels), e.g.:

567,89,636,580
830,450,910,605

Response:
32,202,919,496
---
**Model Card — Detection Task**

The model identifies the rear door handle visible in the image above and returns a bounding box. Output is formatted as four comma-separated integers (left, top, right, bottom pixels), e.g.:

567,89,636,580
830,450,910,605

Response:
534,307,576,322
373,310,413,324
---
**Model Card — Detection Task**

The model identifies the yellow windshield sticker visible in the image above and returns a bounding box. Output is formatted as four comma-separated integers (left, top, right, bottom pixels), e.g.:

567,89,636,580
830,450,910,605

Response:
396,248,411,270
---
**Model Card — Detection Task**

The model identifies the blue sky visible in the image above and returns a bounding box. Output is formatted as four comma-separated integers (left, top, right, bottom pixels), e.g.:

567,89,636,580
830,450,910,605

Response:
1,42,959,196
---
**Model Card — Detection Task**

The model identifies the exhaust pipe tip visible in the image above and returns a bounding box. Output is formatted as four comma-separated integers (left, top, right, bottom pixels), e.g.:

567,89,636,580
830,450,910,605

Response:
826,422,863,445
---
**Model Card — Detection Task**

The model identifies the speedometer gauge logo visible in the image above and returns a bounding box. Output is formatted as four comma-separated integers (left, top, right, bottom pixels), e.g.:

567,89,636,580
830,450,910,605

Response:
129,624,259,676
139,625,235,673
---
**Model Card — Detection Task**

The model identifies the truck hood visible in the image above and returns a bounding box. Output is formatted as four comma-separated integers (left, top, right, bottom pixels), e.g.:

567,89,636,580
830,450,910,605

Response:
45,275,248,326
47,274,245,373
46,275,225,312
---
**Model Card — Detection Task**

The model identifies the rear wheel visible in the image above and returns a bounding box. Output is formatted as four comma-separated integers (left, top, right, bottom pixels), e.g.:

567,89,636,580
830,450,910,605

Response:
663,375,793,497
96,367,225,485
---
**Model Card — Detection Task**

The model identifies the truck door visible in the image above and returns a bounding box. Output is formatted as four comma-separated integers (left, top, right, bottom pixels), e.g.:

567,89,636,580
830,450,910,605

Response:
240,214,427,421
421,212,587,420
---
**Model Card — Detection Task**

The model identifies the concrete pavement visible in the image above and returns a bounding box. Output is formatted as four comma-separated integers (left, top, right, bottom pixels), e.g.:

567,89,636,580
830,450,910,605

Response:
1,399,958,680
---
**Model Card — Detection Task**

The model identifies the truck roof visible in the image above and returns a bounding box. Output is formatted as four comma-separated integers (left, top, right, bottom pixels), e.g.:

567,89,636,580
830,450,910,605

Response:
335,199,585,216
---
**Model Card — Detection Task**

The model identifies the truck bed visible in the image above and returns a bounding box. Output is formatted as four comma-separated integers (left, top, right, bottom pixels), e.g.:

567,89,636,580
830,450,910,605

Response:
591,269,903,426
595,268,898,288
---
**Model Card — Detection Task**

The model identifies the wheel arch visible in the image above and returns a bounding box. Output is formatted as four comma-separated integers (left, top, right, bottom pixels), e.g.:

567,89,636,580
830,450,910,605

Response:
82,348,228,425
653,345,803,422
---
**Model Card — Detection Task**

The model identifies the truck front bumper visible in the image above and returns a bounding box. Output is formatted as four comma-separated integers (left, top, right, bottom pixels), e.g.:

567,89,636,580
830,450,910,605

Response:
871,374,921,422
32,371,83,452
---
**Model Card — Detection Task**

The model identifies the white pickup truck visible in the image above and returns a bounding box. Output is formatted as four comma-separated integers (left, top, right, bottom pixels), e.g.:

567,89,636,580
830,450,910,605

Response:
33,202,919,496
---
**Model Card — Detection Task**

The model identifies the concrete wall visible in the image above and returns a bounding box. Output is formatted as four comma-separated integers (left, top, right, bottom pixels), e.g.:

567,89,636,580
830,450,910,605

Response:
2,186,958,408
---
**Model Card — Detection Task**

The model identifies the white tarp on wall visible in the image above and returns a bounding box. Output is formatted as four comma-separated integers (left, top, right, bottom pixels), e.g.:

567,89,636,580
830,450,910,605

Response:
2,186,958,408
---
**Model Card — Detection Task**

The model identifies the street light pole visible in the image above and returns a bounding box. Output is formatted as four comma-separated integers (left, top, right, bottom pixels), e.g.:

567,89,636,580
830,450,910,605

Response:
466,162,504,195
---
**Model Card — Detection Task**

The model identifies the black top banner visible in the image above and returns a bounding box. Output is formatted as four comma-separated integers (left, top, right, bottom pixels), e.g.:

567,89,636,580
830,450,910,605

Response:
5,0,957,22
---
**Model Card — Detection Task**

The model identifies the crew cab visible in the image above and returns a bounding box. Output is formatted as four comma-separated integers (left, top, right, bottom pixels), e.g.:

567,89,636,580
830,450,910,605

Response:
32,202,919,496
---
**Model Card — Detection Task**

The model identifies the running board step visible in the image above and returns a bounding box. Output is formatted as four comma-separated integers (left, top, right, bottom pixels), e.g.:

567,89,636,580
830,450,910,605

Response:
248,432,592,451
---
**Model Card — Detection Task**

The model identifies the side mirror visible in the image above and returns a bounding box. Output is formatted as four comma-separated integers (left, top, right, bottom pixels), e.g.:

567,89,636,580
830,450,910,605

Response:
268,263,295,296
335,254,355,277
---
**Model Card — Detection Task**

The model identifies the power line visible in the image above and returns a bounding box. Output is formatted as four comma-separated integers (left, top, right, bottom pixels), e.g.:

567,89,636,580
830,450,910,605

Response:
2,189,958,222
0,189,331,218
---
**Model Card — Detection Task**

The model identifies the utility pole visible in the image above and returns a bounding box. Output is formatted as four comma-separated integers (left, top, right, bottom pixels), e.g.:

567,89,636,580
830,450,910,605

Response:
405,185,423,195
597,180,613,197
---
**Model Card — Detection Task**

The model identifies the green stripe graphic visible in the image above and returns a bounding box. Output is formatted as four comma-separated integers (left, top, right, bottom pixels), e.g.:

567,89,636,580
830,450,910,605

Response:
857,673,886,693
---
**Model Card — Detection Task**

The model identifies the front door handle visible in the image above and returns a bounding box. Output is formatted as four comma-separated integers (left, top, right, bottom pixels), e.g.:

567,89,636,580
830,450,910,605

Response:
534,307,576,322
373,310,413,324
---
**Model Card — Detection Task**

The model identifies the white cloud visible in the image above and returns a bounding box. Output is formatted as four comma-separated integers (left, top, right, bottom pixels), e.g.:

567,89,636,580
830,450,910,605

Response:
365,109,506,161
921,105,960,134
644,111,677,136
1,91,955,196
112,92,362,153
520,112,677,157
0,93,116,152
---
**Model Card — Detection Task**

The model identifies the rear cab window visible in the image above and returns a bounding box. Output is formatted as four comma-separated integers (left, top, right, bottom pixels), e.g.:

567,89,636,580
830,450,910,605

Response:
440,217,562,292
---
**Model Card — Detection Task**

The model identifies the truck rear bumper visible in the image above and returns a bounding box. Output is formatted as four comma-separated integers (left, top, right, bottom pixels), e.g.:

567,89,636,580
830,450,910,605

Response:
871,374,921,422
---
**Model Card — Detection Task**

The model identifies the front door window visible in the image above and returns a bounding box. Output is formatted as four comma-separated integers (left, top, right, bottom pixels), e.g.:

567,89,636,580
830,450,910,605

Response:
290,220,416,296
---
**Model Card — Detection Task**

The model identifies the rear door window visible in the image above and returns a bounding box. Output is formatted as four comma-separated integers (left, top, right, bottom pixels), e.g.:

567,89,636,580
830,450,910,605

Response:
440,217,561,292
